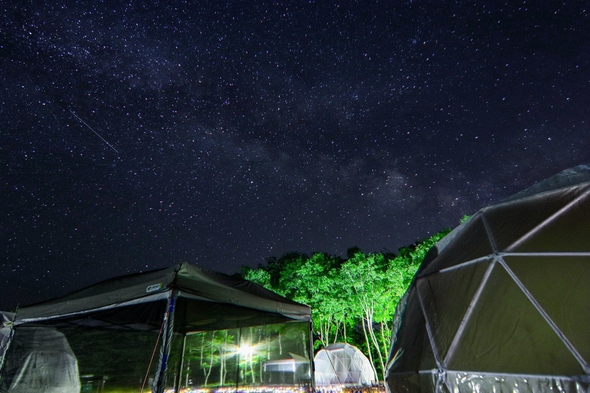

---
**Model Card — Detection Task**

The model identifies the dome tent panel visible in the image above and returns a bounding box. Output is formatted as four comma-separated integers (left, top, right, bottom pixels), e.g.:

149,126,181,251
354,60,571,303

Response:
504,254,590,364
387,373,436,393
386,165,590,392
483,184,589,252
507,187,590,252
416,257,493,363
418,214,494,276
445,260,583,375
386,290,435,374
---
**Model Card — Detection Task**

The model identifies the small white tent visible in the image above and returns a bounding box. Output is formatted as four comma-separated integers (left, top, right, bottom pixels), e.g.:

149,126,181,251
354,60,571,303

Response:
314,343,375,386
0,327,80,393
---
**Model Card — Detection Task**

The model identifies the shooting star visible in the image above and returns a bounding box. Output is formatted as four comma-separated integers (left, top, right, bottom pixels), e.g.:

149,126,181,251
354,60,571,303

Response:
69,110,119,154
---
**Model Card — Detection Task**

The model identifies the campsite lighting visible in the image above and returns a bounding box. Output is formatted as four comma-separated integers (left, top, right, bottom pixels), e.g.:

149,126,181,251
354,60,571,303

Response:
238,343,254,357
224,340,262,360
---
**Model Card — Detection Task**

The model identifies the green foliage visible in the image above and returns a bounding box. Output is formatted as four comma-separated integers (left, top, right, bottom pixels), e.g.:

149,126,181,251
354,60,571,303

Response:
460,214,472,223
240,228,452,380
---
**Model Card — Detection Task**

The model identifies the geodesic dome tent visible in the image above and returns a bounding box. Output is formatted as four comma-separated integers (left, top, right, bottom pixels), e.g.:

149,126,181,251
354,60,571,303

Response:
385,165,590,392
315,343,376,386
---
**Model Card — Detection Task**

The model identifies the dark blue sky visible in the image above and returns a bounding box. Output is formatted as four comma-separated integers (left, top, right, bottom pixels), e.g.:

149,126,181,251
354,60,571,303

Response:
2,0,590,310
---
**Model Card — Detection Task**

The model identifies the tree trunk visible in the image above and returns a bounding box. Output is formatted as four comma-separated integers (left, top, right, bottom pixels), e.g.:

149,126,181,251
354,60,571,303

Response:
379,321,391,363
361,316,378,381
365,309,385,381
205,333,214,386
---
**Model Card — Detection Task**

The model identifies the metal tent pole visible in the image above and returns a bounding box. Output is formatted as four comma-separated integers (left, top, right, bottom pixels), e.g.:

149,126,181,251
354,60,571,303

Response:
153,290,177,393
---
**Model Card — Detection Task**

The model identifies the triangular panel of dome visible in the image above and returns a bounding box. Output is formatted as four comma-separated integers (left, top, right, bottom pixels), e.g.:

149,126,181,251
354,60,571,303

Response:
507,186,590,252
389,289,436,373
445,261,584,375
504,254,590,367
483,184,589,252
416,257,493,363
419,213,494,276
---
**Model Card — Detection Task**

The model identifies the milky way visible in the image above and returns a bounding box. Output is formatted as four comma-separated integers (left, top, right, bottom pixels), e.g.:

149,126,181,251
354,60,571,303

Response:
2,0,590,310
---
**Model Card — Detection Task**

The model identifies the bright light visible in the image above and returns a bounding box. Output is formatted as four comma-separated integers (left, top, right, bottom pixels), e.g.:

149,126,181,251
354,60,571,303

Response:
238,343,254,357
224,341,261,359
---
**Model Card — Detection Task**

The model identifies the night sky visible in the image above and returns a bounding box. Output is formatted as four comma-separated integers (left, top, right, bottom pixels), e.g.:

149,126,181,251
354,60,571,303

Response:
2,1,590,311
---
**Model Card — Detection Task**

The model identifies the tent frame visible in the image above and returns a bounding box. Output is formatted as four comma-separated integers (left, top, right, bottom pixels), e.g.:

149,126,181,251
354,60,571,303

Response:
1,263,314,393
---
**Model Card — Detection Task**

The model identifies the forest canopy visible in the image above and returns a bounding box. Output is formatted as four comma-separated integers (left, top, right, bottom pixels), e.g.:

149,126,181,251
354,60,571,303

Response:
239,228,451,380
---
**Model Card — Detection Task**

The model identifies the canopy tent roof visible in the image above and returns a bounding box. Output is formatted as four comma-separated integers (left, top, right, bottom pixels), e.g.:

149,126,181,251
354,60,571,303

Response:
14,262,310,331
385,165,590,392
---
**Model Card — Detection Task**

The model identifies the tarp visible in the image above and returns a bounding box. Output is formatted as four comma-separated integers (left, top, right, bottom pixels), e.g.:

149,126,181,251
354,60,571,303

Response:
0,328,80,393
385,165,590,392
1,263,313,393
315,343,376,386
0,313,15,380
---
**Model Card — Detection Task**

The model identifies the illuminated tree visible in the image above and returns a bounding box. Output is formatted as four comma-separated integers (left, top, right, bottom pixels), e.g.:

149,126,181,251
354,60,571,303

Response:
340,252,390,381
241,229,451,380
